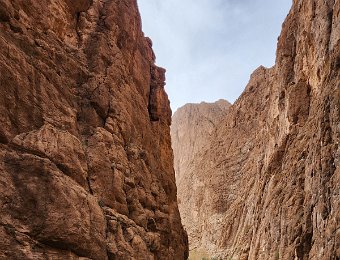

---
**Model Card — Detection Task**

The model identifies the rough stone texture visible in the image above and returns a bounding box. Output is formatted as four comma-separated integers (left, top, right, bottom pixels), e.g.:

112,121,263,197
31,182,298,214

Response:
171,100,231,186
174,0,340,259
0,0,188,259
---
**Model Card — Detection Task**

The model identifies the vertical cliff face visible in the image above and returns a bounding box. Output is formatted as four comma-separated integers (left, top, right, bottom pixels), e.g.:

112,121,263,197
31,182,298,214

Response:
171,100,230,258
171,100,231,184
0,0,188,259
174,0,340,259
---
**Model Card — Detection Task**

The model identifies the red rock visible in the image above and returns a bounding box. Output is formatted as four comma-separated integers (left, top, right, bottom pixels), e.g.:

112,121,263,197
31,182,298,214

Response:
0,0,188,259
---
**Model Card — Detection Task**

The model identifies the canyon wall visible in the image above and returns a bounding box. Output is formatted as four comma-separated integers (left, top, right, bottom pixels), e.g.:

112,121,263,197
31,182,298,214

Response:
171,100,230,259
171,99,231,185
174,0,340,259
0,0,188,259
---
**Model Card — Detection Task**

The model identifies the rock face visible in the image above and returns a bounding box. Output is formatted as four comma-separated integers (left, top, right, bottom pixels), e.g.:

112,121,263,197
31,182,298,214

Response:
171,100,231,185
171,100,230,258
0,0,188,259
173,0,340,259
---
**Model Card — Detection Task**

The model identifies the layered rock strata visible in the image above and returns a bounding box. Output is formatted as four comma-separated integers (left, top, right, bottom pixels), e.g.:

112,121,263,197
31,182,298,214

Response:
174,0,340,259
0,0,188,259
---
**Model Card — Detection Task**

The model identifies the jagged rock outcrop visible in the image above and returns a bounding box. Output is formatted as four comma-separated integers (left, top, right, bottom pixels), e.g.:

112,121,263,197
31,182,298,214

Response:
0,0,188,259
174,0,340,259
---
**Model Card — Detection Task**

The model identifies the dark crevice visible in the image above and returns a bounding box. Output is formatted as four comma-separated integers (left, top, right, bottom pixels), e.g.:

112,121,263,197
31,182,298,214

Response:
296,232,313,259
87,176,94,195
76,12,82,47
82,135,94,196
0,133,9,144
39,239,88,258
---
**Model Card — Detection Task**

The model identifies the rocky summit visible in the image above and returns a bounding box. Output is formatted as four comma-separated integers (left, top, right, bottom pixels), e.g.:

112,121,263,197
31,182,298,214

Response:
173,0,340,259
0,0,188,259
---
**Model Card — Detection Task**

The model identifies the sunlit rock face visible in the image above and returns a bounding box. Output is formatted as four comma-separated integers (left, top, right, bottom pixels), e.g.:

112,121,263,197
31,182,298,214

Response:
0,0,188,259
173,0,340,259
171,99,231,185
171,99,231,259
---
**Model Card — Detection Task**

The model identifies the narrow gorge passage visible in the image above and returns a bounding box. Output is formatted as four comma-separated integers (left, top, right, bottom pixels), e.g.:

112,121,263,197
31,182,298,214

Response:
0,0,339,259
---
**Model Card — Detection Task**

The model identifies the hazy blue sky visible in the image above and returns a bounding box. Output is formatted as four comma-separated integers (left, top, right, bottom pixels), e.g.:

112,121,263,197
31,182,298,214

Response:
138,0,292,112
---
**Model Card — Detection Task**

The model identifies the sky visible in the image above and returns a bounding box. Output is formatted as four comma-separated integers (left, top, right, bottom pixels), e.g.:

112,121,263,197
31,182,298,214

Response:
138,0,292,112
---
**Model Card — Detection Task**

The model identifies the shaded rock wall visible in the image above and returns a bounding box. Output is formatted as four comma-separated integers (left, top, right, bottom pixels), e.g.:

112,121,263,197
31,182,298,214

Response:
174,0,340,259
0,0,188,259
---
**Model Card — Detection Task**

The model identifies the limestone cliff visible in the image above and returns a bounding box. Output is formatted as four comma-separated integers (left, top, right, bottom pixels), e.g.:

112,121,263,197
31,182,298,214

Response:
0,0,188,259
174,0,340,259
171,99,231,185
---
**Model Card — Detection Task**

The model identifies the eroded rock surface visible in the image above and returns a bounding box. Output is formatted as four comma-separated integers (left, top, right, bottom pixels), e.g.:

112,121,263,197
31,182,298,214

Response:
0,0,188,259
171,100,231,185
174,0,340,259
